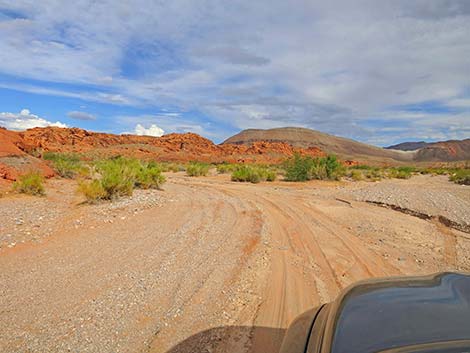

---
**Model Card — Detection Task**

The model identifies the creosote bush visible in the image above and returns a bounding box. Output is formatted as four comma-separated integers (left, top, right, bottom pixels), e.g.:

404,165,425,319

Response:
186,162,210,177
13,172,45,196
78,157,166,203
231,165,276,183
283,154,344,181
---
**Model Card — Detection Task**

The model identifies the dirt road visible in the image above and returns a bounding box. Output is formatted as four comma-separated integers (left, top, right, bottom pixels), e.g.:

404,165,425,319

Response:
1,174,469,353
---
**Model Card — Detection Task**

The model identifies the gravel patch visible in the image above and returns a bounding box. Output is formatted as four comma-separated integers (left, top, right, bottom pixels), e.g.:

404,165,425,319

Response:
341,175,470,231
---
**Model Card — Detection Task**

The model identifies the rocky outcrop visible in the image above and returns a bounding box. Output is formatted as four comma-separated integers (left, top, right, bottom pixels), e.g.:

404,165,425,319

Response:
0,127,54,181
0,127,325,179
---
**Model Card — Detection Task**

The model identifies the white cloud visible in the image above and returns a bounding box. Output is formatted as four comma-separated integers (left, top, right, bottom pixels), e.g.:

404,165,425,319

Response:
132,123,165,137
67,111,96,120
447,98,470,108
0,109,67,130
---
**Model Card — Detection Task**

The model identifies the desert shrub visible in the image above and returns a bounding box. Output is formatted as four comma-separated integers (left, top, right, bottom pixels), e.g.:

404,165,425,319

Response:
350,164,377,170
283,154,312,181
419,167,452,176
13,172,45,195
216,163,238,174
186,162,210,177
386,167,413,179
43,152,84,178
349,169,364,181
284,154,344,181
78,157,166,202
96,157,138,198
77,180,107,203
161,162,184,173
135,161,166,189
231,165,276,183
449,169,470,185
263,168,277,182
363,169,383,181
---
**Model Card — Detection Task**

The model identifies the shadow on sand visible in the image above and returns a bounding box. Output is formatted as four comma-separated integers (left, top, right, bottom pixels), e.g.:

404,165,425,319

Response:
165,325,286,353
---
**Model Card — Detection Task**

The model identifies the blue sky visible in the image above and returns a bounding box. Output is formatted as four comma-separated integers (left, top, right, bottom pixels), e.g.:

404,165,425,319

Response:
0,1,469,145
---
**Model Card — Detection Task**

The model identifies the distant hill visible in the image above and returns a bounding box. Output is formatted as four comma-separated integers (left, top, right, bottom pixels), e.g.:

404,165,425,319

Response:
223,127,470,163
223,127,414,164
414,139,470,162
386,141,430,151
387,139,470,162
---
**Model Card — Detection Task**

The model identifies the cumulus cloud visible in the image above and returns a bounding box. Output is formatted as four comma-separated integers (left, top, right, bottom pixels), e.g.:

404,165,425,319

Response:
0,109,67,130
132,123,165,137
67,111,96,121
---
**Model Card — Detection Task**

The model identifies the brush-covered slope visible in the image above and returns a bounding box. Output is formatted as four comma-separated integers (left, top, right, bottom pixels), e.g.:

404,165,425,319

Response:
387,139,470,161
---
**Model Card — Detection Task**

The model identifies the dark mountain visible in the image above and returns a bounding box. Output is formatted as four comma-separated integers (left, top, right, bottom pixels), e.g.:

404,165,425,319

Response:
386,141,430,151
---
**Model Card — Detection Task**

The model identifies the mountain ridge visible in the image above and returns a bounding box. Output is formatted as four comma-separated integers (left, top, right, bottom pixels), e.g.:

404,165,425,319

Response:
223,127,469,163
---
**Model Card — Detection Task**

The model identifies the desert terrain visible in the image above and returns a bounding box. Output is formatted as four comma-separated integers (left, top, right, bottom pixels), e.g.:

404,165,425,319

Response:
1,172,469,353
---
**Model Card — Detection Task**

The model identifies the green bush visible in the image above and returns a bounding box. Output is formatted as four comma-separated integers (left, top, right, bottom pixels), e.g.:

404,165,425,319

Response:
216,163,238,174
96,157,138,198
283,154,344,181
43,152,84,178
386,167,413,179
231,165,276,183
135,161,166,189
13,172,45,195
450,169,470,185
77,157,166,202
186,162,210,177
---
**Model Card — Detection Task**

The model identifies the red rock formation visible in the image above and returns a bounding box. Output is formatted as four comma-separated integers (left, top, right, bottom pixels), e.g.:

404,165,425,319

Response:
0,126,327,180
0,127,55,181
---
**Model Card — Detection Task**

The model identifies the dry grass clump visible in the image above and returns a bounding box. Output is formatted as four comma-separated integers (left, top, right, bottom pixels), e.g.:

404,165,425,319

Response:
186,162,210,177
13,172,45,196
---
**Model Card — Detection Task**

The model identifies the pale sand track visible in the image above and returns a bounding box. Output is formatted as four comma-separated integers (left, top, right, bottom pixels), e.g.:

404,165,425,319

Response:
0,174,468,353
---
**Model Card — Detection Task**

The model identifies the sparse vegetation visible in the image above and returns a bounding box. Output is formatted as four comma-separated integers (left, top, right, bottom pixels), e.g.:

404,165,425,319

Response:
43,152,86,178
77,157,166,202
186,162,210,177
161,162,185,173
216,163,238,174
386,166,414,179
346,164,470,184
449,169,470,185
77,179,107,202
283,154,344,181
231,165,276,183
350,169,364,181
13,172,45,195
135,161,166,189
